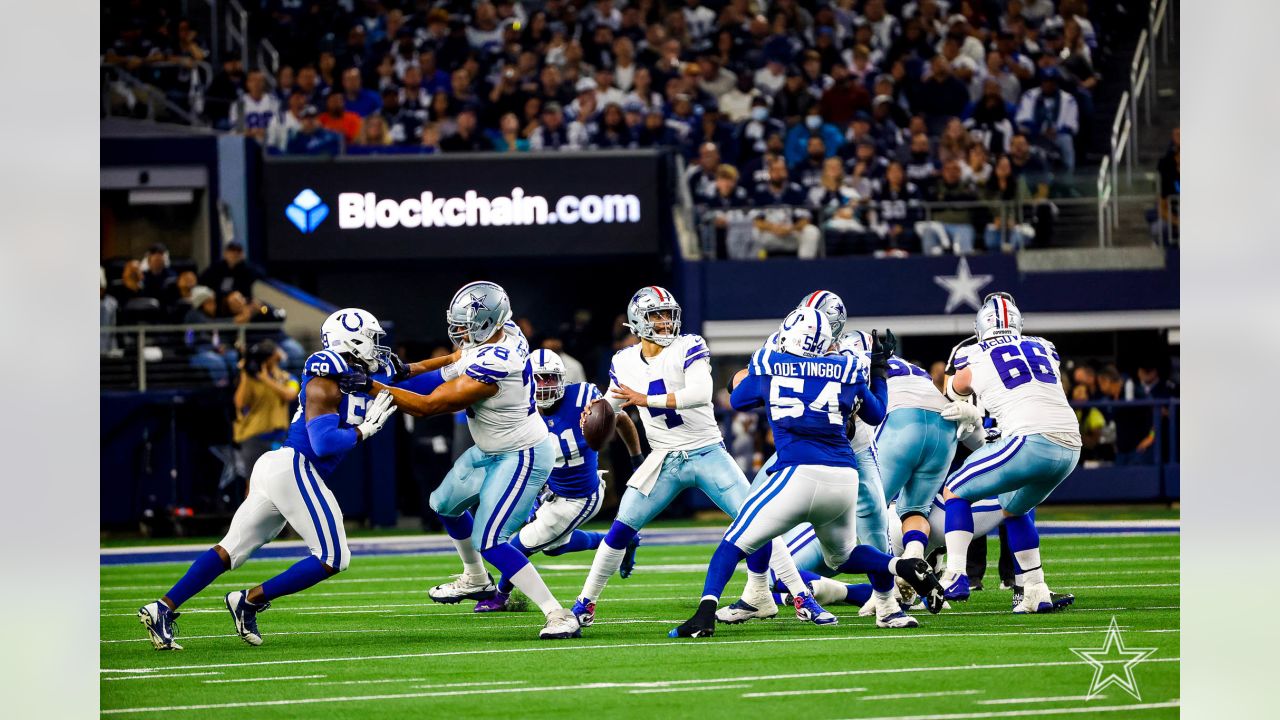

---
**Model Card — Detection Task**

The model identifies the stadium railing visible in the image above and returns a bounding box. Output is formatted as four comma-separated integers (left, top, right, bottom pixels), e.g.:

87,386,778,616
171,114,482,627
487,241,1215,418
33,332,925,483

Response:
101,321,285,391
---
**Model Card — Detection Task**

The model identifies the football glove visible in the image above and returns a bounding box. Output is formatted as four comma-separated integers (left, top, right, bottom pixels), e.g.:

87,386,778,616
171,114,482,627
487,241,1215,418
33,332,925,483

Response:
337,368,373,394
868,328,897,378
941,400,983,435
356,391,397,440
386,352,412,383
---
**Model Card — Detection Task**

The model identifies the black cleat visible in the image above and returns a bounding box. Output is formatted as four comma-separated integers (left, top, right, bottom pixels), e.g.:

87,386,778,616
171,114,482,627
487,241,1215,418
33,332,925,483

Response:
669,599,717,638
897,558,946,614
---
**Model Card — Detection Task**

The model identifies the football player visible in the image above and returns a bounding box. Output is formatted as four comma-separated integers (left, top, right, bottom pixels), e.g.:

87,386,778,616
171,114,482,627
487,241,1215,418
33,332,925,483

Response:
571,286,803,628
138,309,399,649
670,308,944,637
474,349,644,612
369,282,579,639
936,294,1082,613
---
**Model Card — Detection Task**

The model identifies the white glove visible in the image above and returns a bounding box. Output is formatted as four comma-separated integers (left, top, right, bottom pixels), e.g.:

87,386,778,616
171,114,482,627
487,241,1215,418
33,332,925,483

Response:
356,390,398,440
941,400,982,435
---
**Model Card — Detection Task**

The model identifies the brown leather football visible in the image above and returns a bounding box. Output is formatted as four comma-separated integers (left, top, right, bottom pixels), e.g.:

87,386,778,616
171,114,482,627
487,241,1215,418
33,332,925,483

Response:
582,398,617,451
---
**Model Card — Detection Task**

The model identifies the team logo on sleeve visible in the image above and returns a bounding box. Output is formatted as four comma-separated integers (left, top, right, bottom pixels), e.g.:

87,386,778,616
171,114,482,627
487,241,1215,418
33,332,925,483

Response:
285,189,330,234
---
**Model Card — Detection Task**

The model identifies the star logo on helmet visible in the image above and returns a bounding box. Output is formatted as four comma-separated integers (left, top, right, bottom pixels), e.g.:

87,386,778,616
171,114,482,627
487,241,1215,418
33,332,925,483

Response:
467,293,489,312
832,301,845,315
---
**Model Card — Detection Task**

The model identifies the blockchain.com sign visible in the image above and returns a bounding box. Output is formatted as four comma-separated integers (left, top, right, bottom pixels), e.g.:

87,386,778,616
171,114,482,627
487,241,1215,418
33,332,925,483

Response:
264,152,663,260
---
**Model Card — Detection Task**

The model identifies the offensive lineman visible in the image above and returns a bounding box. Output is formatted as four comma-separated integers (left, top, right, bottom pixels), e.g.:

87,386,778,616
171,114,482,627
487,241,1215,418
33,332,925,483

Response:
138,309,399,649
370,281,579,639
936,294,1082,613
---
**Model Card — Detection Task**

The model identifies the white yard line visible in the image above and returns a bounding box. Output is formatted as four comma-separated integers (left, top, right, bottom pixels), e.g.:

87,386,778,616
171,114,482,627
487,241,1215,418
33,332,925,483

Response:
101,631,1180,675
103,628,405,644
627,684,752,694
861,690,984,701
831,701,1180,720
743,687,868,698
202,675,325,684
103,672,223,682
977,696,1105,705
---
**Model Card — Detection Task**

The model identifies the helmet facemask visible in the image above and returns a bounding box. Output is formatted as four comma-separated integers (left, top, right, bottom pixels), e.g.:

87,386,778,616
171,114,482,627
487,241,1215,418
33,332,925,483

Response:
534,369,566,408
637,307,681,347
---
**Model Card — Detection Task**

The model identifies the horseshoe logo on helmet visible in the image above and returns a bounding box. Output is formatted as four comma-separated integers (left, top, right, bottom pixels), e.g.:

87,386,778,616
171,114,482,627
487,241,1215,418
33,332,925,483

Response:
340,312,364,332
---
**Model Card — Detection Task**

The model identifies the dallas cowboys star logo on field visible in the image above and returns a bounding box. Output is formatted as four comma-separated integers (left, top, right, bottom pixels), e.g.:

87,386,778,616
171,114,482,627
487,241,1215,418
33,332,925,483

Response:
933,257,993,313
1070,616,1157,701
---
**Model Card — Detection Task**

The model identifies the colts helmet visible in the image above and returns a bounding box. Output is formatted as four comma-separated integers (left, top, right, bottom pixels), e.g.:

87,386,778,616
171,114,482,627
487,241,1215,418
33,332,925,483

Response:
626,286,682,347
529,348,567,409
321,308,389,371
447,281,512,348
836,329,873,355
975,292,1023,340
777,307,832,358
797,290,847,338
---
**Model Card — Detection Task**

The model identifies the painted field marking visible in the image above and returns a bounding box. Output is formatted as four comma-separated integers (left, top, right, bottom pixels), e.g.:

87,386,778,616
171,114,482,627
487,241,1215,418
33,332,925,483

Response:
977,695,1106,705
861,690,983,701
743,687,868,698
203,675,325,684
103,672,223,682
627,684,752,694
831,701,1180,720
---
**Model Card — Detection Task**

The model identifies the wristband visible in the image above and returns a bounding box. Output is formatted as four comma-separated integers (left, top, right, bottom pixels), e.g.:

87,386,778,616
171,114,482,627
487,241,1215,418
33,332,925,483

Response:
646,394,668,409
441,362,461,381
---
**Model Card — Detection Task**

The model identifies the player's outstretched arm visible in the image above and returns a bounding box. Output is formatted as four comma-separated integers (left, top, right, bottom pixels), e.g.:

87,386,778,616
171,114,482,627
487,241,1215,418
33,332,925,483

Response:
371,375,497,417
402,348,462,379
729,372,766,411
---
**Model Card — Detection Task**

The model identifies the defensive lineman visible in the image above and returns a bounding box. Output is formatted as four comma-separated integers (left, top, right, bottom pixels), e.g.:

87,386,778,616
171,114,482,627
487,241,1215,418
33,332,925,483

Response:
371,281,579,639
138,309,399,649
937,294,1082,613
474,348,645,612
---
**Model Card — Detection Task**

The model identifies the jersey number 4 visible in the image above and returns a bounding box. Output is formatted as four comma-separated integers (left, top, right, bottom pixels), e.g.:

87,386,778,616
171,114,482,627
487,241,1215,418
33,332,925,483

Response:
645,379,684,428
992,341,1058,390
770,378,842,425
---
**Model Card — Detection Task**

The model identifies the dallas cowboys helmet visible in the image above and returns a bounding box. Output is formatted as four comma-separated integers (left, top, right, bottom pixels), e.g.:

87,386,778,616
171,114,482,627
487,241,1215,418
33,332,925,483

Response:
975,292,1023,340
836,329,873,355
777,307,832,358
797,290,847,337
529,348,567,409
321,308,389,371
447,281,512,348
625,286,682,347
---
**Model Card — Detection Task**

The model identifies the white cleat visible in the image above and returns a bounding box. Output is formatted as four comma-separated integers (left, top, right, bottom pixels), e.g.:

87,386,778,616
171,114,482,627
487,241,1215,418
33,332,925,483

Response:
224,590,269,646
876,609,920,629
857,600,877,616
715,595,779,624
539,608,582,639
1013,582,1055,614
138,601,182,650
428,573,497,604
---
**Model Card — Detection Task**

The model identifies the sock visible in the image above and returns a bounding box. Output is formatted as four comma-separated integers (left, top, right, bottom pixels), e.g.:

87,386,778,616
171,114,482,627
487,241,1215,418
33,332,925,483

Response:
701,540,746,599
810,577,848,605
495,534,534,593
836,544,894,575
742,543,773,599
543,530,605,556
767,537,808,597
260,555,331,602
507,562,563,615
1004,513,1044,585
868,570,894,593
579,521,635,602
845,583,874,607
873,588,896,614
163,548,227,609
441,513,488,581
943,498,974,575
902,529,929,560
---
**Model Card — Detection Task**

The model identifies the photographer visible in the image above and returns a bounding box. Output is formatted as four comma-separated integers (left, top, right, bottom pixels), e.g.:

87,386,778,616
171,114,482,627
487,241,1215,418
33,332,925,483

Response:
232,340,300,489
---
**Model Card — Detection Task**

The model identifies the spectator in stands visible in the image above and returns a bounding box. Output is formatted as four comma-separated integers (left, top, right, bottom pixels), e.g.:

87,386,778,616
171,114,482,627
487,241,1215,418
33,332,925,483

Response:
685,143,720,200
1098,365,1155,466
903,131,939,190
785,106,842,168
101,269,118,353
441,107,495,152
811,157,872,256
295,65,321,105
870,160,925,255
964,143,993,186
913,56,970,134
982,155,1031,252
490,112,530,152
141,243,175,300
635,108,680,148
230,70,279,142
846,140,888,198
203,59,246,128
773,68,815,127
274,65,294,102
918,159,978,255
200,241,260,301
319,91,363,144
285,105,342,156
233,339,299,484
184,285,236,386
380,88,421,145
734,97,786,167
109,259,145,305
1072,382,1107,461
965,79,1016,156
350,113,394,152
702,164,752,259
269,91,307,151
794,137,831,191
938,117,974,165
819,64,871,127
1016,67,1078,173
719,72,760,124
165,269,198,322
419,122,443,154
1152,127,1179,243
751,156,820,259
1008,133,1052,199
592,103,635,148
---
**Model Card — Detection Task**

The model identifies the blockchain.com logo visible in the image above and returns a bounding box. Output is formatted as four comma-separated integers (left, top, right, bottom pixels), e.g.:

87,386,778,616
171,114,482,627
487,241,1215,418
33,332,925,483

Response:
285,189,329,233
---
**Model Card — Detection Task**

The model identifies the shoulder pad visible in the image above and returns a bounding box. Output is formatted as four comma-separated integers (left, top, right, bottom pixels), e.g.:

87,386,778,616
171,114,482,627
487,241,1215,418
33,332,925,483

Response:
304,350,350,378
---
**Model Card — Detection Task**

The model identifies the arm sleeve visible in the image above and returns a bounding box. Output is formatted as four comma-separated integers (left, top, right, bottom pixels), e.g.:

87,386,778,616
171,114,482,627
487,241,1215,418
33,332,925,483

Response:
306,413,360,457
854,374,889,426
729,373,766,411
604,360,626,412
669,359,713,410
397,369,445,396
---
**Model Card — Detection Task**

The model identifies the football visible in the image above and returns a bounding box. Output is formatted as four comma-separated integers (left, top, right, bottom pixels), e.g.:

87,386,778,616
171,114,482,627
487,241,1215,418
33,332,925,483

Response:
581,397,617,451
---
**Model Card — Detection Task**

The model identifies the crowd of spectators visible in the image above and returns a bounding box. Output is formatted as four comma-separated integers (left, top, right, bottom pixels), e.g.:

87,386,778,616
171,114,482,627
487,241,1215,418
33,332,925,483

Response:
100,241,304,386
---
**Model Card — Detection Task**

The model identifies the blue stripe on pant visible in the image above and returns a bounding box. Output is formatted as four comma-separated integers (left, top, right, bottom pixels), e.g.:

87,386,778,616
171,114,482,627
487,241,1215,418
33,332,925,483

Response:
944,434,1080,515
430,435,556,552
292,451,330,567
726,466,796,546
302,461,342,571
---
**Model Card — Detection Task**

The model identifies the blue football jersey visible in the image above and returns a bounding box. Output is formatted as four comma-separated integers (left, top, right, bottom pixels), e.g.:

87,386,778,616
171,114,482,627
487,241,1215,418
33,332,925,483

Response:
284,349,393,480
541,382,602,498
732,348,886,469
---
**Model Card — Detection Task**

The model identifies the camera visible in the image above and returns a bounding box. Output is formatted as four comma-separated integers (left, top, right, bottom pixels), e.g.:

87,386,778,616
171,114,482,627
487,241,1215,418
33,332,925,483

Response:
243,340,278,376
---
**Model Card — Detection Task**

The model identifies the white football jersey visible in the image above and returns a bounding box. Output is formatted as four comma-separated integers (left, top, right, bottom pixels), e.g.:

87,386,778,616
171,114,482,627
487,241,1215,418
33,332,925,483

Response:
233,93,280,131
953,333,1081,447
459,330,549,454
885,356,948,414
607,334,723,451
841,349,876,453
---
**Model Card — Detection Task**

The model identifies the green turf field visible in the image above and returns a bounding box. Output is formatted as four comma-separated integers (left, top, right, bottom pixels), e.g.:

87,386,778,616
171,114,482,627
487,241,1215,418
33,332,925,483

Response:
101,533,1179,718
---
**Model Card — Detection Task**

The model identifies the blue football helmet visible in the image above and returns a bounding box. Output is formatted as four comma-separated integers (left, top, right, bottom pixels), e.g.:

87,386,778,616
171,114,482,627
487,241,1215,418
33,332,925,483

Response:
626,286,682,347
447,281,512,348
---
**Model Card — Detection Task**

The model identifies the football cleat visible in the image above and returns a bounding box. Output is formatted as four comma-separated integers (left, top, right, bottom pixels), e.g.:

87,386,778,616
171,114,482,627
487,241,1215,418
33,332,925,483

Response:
138,601,182,651
473,591,510,613
671,599,718,638
1012,585,1075,612
896,558,946,614
619,535,642,579
715,598,777,624
225,590,269,646
971,579,985,592
428,573,497,604
571,597,596,627
1012,582,1054,614
895,576,918,607
539,608,582,639
939,571,971,602
793,593,838,626
875,609,920,629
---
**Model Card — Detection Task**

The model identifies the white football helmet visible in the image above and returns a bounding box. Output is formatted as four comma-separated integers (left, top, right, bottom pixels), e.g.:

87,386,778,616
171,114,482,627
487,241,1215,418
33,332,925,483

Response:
625,286,681,347
975,292,1023,340
530,348,567,408
777,307,832,358
836,329,873,355
797,290,847,337
321,308,389,371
